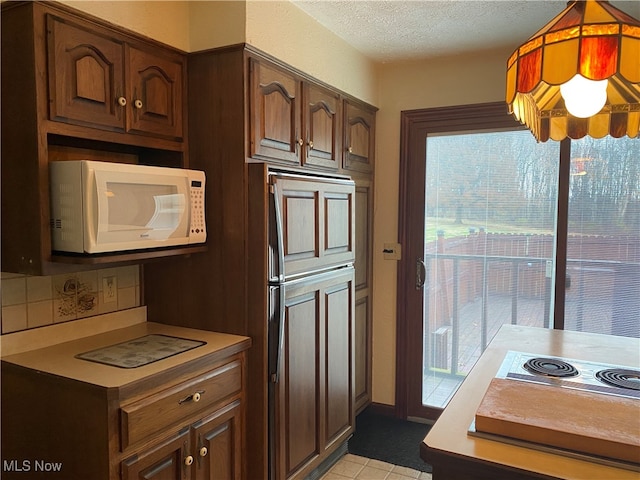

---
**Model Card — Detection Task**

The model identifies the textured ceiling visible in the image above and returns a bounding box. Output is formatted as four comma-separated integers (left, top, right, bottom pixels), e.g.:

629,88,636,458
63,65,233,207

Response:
292,0,640,63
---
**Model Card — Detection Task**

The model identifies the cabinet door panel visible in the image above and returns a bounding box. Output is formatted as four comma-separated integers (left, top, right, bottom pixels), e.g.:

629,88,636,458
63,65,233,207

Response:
127,46,184,139
325,280,352,442
122,429,189,480
271,175,355,280
47,15,125,130
194,400,242,480
303,84,341,170
250,59,300,165
343,100,375,173
274,268,354,479
354,179,372,289
354,293,372,412
281,290,319,478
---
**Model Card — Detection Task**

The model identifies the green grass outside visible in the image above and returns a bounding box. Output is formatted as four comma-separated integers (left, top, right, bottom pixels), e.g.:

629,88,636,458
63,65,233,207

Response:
425,217,554,244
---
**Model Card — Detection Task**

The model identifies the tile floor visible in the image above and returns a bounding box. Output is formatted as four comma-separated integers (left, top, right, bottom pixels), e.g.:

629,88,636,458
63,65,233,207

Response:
321,454,432,480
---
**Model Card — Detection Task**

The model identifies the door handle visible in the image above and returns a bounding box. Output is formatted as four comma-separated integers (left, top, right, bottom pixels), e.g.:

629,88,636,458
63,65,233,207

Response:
416,258,426,290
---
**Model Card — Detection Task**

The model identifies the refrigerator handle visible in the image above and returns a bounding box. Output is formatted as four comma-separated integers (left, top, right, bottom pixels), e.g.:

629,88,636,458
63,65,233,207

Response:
271,286,286,383
271,181,286,283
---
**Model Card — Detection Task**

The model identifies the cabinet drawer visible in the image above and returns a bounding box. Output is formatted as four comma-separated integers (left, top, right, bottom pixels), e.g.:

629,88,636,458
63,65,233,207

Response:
121,359,241,449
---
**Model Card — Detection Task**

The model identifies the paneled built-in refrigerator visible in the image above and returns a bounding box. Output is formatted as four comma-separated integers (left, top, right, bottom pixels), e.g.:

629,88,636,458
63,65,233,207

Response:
248,164,356,480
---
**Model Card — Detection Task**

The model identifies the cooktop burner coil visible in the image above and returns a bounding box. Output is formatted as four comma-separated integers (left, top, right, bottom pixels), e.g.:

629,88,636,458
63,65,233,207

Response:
523,357,580,378
595,368,640,391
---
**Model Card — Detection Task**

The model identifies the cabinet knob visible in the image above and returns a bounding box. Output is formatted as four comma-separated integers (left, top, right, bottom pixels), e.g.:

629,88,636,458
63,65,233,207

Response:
184,455,194,466
178,390,204,405
199,446,208,457
297,138,304,146
348,146,353,153
308,140,314,149
117,97,127,107
134,99,143,109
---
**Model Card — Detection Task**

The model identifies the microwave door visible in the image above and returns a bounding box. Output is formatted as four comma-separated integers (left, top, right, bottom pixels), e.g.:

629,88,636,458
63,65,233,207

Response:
91,170,189,252
144,193,186,239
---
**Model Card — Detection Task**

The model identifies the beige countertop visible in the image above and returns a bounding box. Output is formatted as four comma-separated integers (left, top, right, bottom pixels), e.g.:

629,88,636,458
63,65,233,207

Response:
422,325,640,480
1,308,251,389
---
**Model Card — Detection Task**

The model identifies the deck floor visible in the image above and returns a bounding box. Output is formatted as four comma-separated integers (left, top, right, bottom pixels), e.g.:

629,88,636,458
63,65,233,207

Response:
422,293,626,408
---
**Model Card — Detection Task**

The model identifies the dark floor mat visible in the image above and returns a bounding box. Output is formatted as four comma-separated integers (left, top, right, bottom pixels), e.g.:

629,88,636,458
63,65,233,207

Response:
348,408,432,473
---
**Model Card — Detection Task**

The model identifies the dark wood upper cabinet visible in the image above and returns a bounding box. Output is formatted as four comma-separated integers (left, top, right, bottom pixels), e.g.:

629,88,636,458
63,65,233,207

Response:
47,14,126,131
250,59,301,165
47,14,184,141
343,99,376,173
1,1,190,275
127,45,184,140
304,83,341,170
249,57,341,170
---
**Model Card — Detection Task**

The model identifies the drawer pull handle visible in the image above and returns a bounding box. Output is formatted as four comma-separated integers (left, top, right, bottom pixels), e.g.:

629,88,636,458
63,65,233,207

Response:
199,446,208,457
178,390,205,405
184,455,194,466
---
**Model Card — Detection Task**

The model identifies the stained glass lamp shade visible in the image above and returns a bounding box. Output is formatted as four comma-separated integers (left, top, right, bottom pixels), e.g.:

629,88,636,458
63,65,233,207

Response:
506,0,640,142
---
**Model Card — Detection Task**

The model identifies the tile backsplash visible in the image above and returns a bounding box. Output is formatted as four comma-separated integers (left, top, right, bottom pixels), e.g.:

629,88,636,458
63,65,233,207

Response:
1,266,140,334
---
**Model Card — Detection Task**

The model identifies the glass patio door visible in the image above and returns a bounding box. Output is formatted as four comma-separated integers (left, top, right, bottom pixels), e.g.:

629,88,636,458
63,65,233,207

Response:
421,129,561,410
399,103,639,421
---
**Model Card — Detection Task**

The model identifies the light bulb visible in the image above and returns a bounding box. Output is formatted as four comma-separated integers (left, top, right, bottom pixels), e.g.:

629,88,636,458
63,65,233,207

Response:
560,75,608,118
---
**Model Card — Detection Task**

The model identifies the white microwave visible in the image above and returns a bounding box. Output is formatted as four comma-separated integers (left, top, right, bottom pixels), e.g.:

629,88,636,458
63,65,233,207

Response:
49,160,206,254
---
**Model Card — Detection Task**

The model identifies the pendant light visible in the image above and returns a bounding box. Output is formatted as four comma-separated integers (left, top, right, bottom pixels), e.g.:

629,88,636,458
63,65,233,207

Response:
506,0,640,142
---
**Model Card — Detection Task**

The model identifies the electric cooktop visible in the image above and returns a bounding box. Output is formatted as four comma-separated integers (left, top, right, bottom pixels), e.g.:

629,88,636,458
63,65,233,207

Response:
495,350,640,400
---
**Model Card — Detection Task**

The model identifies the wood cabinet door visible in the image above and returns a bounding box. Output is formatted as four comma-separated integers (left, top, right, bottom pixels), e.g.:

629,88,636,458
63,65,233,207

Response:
322,269,355,448
354,177,373,412
122,428,190,480
127,46,184,140
271,174,355,280
343,100,376,173
47,14,126,131
274,267,354,480
249,58,301,165
192,400,242,480
302,83,341,170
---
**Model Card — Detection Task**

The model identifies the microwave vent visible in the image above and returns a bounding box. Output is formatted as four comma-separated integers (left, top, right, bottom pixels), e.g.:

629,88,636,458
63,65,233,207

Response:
50,218,62,229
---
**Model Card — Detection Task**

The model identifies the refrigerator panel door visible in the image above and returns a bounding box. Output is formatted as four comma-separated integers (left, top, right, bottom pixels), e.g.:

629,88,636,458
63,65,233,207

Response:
271,267,355,480
271,174,355,280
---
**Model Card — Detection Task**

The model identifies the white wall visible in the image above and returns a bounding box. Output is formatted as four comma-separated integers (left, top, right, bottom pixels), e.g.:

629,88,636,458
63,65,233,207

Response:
60,1,191,51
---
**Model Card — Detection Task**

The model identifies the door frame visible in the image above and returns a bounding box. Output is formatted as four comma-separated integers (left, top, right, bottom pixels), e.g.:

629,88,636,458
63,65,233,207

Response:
395,102,567,420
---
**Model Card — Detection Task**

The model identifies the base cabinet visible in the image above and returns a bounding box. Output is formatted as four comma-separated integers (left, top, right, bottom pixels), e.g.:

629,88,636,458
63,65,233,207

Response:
123,399,242,480
193,400,243,480
1,344,247,480
122,429,190,480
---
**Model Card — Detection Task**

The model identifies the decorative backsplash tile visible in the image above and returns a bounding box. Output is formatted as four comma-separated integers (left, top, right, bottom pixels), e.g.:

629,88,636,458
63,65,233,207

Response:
1,266,141,334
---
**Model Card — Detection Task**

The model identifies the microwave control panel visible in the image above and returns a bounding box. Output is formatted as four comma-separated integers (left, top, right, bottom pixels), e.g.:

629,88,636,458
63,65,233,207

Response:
189,171,206,243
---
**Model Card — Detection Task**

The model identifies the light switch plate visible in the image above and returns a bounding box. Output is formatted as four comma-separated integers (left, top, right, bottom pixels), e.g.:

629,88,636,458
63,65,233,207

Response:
383,243,402,260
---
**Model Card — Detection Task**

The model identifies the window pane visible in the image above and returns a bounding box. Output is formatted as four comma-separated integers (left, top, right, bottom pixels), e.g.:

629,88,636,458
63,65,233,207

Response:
422,130,561,409
565,137,640,338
